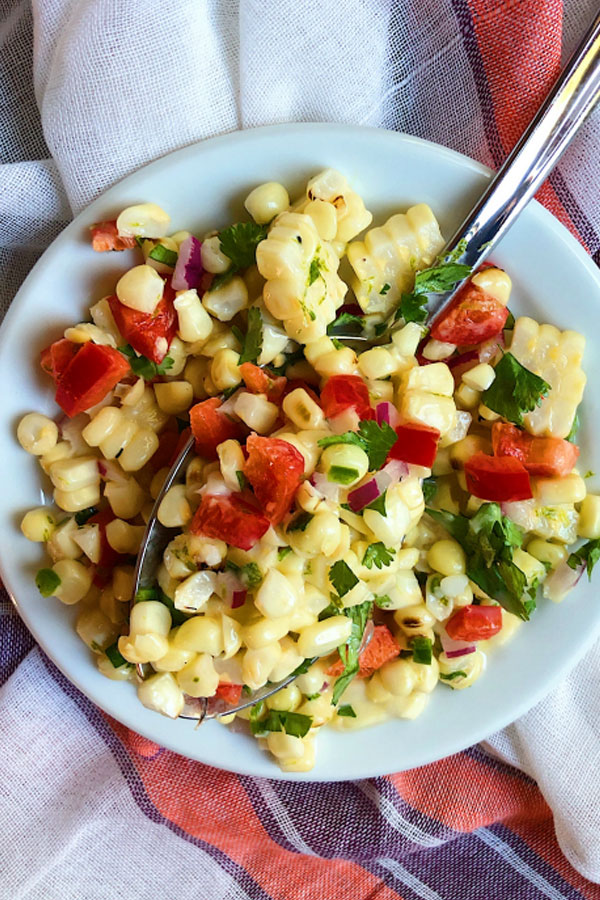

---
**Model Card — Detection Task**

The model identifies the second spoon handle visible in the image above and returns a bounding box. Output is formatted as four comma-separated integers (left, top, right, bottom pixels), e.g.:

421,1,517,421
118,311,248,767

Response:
426,10,600,325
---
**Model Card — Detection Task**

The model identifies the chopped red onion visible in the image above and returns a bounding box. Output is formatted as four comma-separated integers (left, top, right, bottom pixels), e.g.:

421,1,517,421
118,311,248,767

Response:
479,332,505,364
347,470,392,512
440,629,476,658
218,390,244,419
375,401,400,429
310,471,341,502
543,560,585,602
171,235,203,291
217,571,247,608
358,619,375,655
381,458,409,482
329,408,360,434
231,589,247,609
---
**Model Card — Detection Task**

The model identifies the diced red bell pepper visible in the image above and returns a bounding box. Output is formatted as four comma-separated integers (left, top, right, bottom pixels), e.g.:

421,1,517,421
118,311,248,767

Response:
492,423,579,478
430,280,509,345
40,339,80,384
190,493,270,550
320,375,373,421
215,683,243,705
243,434,305,525
464,452,532,501
326,625,400,678
108,284,177,365
189,397,243,460
388,422,440,468
239,362,287,402
90,220,137,252
445,605,502,642
55,342,131,418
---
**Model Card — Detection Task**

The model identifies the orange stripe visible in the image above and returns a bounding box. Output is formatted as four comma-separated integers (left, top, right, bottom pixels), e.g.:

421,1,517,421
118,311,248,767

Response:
109,719,401,900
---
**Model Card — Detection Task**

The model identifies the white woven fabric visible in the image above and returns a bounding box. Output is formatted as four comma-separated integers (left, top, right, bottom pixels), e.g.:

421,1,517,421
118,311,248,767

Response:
2,0,600,887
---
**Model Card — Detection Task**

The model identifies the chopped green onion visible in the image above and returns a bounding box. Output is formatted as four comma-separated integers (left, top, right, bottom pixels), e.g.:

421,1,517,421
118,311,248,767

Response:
105,642,128,668
148,244,178,267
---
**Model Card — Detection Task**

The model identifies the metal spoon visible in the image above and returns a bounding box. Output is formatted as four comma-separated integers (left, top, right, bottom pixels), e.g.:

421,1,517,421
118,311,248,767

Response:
132,10,600,720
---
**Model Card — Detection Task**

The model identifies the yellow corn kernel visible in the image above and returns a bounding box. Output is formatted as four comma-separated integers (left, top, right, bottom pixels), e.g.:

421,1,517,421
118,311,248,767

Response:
17,413,59,455
427,539,466,575
462,363,495,392
578,494,600,539
532,474,586,506
282,388,325,429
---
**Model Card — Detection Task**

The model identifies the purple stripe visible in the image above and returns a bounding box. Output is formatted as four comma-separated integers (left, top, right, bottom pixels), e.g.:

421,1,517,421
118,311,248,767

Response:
38,652,272,900
464,745,537,786
449,0,506,167
0,596,36,686
549,169,600,256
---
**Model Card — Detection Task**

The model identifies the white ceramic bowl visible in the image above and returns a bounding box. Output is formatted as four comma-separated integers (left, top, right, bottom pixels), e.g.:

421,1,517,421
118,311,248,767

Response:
2,123,599,781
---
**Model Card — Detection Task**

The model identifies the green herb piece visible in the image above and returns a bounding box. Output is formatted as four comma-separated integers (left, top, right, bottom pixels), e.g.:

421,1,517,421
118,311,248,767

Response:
411,635,432,665
224,559,240,573
337,704,357,718
277,546,292,561
317,432,366,451
399,259,471,324
327,312,365,335
241,562,262,589
242,685,252,696
585,471,595,479
134,236,145,249
504,309,515,330
236,307,264,365
221,385,239,401
248,700,268,734
523,597,537,616
329,560,359,598
566,412,580,443
306,693,321,701
105,642,128,668
567,539,600,579
481,353,551,427
119,344,174,380
331,338,345,351
75,506,98,526
218,222,268,271
357,419,398,470
148,244,178,267
291,659,312,676
134,586,160,601
250,709,313,738
287,511,313,532
365,491,387,517
157,587,187,626
308,256,325,286
328,465,360,485
332,600,373,704
211,269,235,291
426,503,530,620
318,601,341,620
268,345,306,377
422,477,437,505
440,670,467,681
374,594,392,608
35,568,60,597
362,542,395,570
236,470,247,491
379,283,391,296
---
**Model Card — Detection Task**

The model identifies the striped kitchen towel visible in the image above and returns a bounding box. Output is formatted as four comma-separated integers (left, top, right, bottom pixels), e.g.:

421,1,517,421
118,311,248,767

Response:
2,0,600,897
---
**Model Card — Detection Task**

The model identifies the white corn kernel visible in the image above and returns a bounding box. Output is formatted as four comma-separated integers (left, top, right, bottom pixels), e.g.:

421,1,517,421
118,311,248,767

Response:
421,339,456,361
297,615,352,658
118,428,159,472
578,494,600,539
244,616,291,649
471,267,511,305
116,264,165,314
201,235,232,274
242,643,283,690
53,559,94,605
255,570,297,619
526,538,568,570
154,381,194,415
130,600,172,637
116,203,170,238
427,539,466,575
174,289,214,343
137,672,184,718
76,606,118,650
202,276,248,322
245,182,290,224
282,388,325,429
173,615,223,655
105,477,146,520
157,485,192,528
532,474,586,506
105,519,145,554
176,654,219,697
17,413,59,455
20,508,56,542
403,363,454,397
174,571,217,613
462,363,495,392
54,483,101,513
211,349,242,392
233,392,278,433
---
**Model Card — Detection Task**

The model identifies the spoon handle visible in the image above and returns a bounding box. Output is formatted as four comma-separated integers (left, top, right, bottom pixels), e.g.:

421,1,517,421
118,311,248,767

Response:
426,10,600,325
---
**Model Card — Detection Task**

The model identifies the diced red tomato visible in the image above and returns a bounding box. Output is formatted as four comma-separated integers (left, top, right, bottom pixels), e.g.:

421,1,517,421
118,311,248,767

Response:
189,397,243,460
89,508,130,586
326,625,400,678
108,285,177,365
388,422,440,468
445,605,502,642
40,339,80,384
190,493,270,550
464,452,532,501
239,362,287,402
55,342,130,418
244,434,305,525
90,220,137,252
320,375,373,421
215,683,243,705
492,423,579,478
430,280,509,345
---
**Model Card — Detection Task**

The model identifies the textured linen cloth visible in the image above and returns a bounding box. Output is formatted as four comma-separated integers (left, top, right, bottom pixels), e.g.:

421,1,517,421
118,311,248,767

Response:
2,1,600,897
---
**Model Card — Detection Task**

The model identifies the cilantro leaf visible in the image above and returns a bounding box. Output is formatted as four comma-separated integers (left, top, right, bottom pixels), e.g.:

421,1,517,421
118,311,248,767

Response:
119,344,174,380
241,562,262,589
287,511,313,532
329,560,359,598
379,283,391,296
250,707,312,738
410,635,432,665
399,258,471,324
337,704,357,717
277,546,291,561
422,476,437,504
327,312,365,335
566,412,580,443
357,419,397,470
567,539,600,579
332,600,373,704
308,257,325,286
237,307,264,365
218,222,268,270
365,491,387,517
374,594,392,608
482,352,551,427
399,292,429,324
362,542,395,570
317,432,366,451
35,568,61,597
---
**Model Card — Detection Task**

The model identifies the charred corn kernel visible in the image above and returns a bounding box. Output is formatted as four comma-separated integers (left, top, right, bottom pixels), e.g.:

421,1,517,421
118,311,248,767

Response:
173,571,217,613
53,559,93,605
438,649,484,689
20,508,56,542
319,443,369,487
154,381,194,415
449,434,491,467
200,235,230,274
17,413,59,455
297,615,352,658
462,363,495,392
233,391,278,433
422,339,456,361
471,267,511,305
427,539,466,575
454,382,480,410
137,672,185,718
244,616,291,649
401,390,456,435
526,538,568,570
116,202,170,238
242,643,283,690
245,181,290,224
105,519,145,554
203,276,248,322
118,428,159,472
105,477,146,519
116,264,164,314
211,349,242,392
173,615,223,655
255,570,297,618
532,474,586,506
157,485,192,529
112,566,135,603
75,606,118,650
266,683,302,712
403,363,454,397
282,387,325,429
578,494,600,539
176,653,219,697
393,603,435,636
